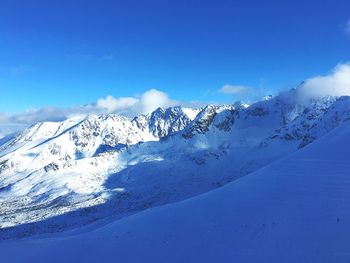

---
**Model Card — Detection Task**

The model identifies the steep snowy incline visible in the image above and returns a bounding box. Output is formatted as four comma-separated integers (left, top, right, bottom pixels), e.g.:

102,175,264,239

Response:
0,107,200,229
1,109,350,263
0,104,246,231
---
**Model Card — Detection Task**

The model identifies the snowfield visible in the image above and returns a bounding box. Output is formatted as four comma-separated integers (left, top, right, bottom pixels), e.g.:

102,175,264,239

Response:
1,101,350,263
0,89,350,262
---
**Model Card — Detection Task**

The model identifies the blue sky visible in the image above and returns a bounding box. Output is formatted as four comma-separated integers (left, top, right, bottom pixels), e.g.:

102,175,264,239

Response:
0,0,350,113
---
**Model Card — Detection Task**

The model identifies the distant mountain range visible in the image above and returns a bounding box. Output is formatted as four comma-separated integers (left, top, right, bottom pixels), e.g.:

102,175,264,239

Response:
1,88,350,238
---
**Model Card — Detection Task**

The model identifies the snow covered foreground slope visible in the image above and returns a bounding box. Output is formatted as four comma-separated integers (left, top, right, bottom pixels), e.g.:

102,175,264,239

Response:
1,107,350,263
1,90,350,235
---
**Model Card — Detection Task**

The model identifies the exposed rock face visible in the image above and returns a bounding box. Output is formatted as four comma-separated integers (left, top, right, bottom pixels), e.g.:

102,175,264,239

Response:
43,163,59,172
263,96,350,148
182,105,219,138
133,106,194,138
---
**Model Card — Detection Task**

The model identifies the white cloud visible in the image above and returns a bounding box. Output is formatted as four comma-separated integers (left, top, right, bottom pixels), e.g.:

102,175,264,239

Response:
219,84,251,95
96,96,138,113
138,89,177,113
297,63,350,99
218,84,266,103
96,89,178,115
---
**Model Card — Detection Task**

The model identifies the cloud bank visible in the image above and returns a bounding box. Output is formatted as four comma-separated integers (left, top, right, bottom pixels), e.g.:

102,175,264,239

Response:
95,89,178,115
96,96,138,113
297,63,350,99
218,84,266,103
2,64,350,138
219,84,252,95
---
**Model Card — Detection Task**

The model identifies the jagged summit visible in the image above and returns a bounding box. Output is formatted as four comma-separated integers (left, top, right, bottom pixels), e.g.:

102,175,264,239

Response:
132,106,198,138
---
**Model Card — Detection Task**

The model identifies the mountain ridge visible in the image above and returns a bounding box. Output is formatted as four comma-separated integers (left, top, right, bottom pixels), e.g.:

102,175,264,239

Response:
0,90,350,236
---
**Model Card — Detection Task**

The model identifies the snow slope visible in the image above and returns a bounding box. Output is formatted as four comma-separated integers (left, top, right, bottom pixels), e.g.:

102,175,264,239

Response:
1,108,350,263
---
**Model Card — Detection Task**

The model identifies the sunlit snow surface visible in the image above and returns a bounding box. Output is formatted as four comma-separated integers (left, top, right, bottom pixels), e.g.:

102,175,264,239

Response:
0,92,350,262
1,101,350,262
0,99,298,232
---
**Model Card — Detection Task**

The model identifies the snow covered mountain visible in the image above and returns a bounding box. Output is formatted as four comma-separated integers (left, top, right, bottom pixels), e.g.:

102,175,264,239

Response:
3,111,349,263
0,89,350,238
